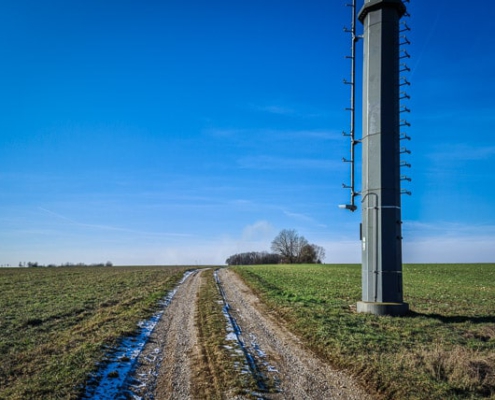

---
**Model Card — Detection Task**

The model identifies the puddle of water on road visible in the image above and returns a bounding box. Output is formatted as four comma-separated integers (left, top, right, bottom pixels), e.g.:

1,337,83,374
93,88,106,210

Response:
81,270,196,400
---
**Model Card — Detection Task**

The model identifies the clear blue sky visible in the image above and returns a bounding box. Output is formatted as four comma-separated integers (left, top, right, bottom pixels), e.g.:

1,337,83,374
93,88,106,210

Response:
1,0,494,266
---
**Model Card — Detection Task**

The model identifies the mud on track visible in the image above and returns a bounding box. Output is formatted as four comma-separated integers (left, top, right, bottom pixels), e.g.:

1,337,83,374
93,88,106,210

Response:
123,268,370,399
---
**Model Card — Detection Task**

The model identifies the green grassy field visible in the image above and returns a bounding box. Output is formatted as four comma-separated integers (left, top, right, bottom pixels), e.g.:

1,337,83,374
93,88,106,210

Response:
233,263,495,400
2,264,494,399
0,266,190,399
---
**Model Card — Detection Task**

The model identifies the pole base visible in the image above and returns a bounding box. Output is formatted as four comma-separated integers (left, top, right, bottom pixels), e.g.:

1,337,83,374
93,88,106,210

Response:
357,301,409,316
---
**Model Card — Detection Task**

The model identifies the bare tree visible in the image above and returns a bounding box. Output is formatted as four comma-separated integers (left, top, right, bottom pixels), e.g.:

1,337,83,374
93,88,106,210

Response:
298,244,317,263
311,244,326,263
298,244,326,263
271,229,308,263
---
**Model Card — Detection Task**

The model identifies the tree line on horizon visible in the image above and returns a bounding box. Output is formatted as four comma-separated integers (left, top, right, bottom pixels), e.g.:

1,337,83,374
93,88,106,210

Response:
226,229,325,266
18,261,114,268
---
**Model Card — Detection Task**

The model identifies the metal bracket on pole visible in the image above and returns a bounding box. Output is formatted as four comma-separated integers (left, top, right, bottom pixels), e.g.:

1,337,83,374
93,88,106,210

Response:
398,5,412,198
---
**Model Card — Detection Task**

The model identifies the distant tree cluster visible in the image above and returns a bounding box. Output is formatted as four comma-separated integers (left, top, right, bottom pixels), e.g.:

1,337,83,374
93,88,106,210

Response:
19,261,113,268
271,229,325,264
225,252,281,266
226,229,325,266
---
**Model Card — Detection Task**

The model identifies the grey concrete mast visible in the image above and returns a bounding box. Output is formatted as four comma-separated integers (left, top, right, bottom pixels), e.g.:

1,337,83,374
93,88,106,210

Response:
356,0,409,316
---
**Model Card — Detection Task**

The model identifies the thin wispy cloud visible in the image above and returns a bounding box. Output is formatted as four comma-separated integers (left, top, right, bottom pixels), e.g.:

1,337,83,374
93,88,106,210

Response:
283,210,327,228
257,105,295,115
204,128,340,142
283,210,314,223
427,144,495,162
237,155,343,171
250,102,326,119
241,220,275,242
38,207,192,238
415,105,495,124
404,220,495,238
404,237,495,263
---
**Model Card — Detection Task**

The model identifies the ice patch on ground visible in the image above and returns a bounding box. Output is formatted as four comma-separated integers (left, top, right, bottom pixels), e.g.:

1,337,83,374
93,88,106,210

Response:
81,270,195,399
214,270,279,393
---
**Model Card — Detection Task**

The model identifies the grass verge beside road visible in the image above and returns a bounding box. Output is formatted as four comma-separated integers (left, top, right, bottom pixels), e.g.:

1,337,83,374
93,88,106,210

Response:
232,263,495,400
0,266,189,399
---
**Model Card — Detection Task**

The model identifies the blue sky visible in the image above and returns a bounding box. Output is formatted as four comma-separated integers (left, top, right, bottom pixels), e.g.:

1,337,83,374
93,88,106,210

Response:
1,0,494,266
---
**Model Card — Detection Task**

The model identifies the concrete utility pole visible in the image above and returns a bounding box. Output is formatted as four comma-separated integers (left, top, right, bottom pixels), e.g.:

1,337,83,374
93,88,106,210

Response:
356,0,409,316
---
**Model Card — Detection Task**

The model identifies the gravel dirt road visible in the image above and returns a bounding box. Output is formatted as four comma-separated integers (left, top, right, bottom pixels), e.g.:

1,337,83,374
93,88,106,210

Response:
128,269,201,400
216,268,371,400
127,268,371,399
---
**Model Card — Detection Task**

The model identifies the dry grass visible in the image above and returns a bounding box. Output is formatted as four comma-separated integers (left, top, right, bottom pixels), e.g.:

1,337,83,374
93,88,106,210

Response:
413,346,495,396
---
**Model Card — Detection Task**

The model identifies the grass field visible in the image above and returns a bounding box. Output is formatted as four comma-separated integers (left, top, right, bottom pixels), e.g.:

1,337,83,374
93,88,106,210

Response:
233,263,495,400
2,264,494,399
0,266,190,399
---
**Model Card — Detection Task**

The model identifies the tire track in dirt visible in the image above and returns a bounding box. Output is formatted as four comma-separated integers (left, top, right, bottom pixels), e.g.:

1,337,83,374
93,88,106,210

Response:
128,269,203,400
217,268,372,400
125,267,371,399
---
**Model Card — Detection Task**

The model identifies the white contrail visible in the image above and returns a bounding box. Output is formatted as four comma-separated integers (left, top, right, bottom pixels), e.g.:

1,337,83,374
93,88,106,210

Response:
410,9,440,79
38,207,79,224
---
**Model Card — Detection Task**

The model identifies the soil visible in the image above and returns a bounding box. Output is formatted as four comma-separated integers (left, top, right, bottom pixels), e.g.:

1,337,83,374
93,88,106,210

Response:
216,268,371,400
128,269,201,400
127,268,372,399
